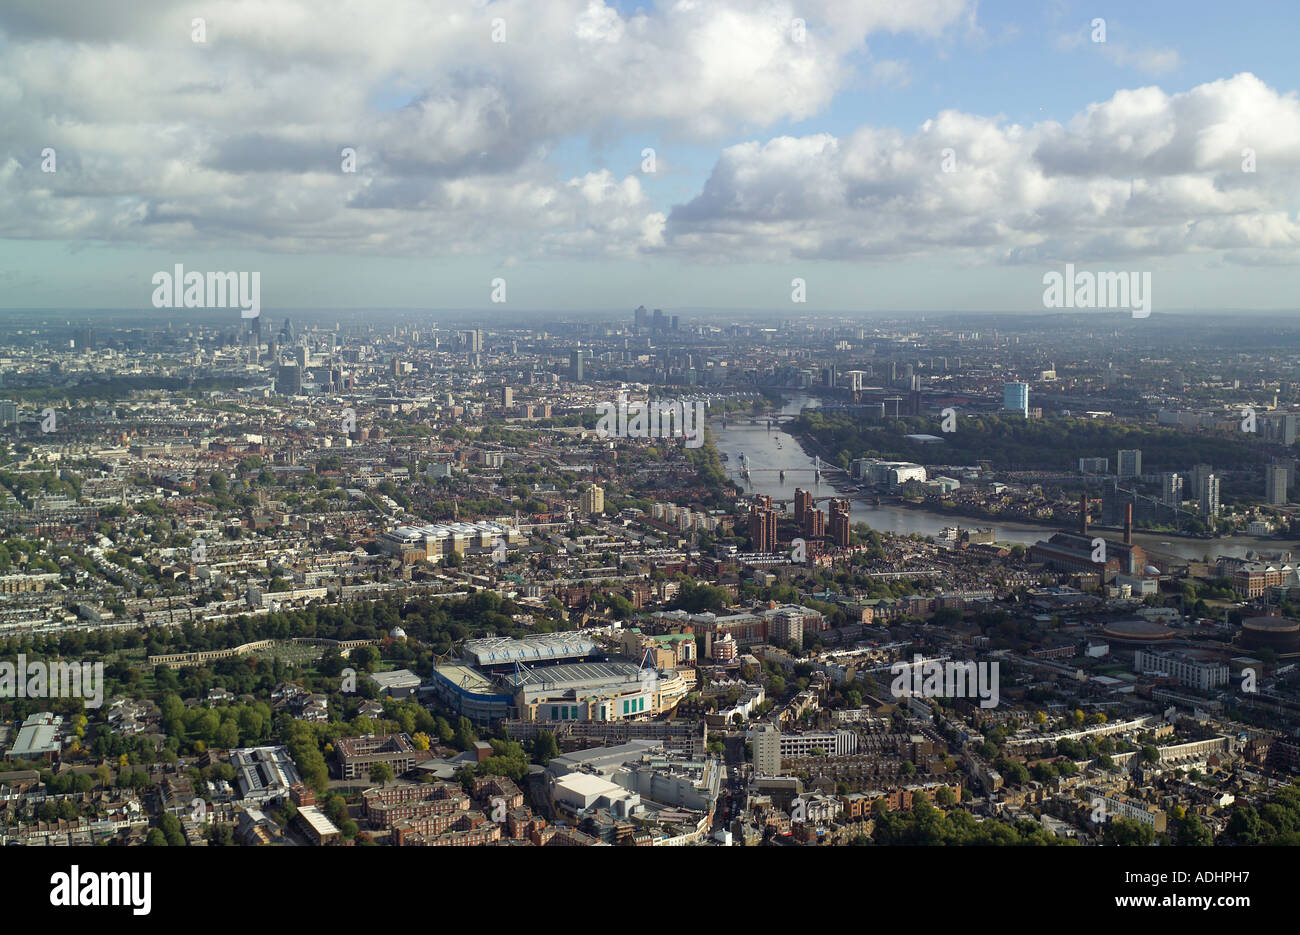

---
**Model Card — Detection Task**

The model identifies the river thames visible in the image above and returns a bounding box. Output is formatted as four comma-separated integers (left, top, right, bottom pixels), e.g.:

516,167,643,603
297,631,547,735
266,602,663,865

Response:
710,395,1293,562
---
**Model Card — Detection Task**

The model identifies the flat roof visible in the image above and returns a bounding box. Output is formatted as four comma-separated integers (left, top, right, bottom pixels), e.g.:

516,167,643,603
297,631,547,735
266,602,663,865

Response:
370,668,422,688
555,772,625,797
434,664,497,694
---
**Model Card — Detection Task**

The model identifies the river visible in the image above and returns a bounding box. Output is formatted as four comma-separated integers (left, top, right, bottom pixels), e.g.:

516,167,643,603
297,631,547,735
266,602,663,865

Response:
710,394,1294,562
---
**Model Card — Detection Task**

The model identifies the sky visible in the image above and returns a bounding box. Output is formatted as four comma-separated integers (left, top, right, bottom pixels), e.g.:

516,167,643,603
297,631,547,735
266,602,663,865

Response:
0,0,1298,315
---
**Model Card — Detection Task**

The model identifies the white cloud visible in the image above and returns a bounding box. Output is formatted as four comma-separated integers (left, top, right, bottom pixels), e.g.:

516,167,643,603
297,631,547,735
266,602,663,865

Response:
0,0,971,256
666,74,1300,265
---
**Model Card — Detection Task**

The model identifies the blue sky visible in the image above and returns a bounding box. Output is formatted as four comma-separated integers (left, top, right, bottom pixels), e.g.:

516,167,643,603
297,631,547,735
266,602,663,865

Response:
0,0,1297,315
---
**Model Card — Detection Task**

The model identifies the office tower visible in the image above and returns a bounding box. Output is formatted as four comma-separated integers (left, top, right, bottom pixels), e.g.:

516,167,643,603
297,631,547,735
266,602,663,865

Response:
748,495,777,553
754,725,782,777
822,364,837,388
830,498,851,548
392,357,402,377
634,305,648,330
568,350,584,381
1266,464,1289,505
1199,474,1221,518
1079,457,1109,473
580,484,604,516
888,361,898,382
670,315,679,331
500,386,513,408
1117,449,1142,479
275,364,302,396
1161,472,1183,506
652,308,665,332
294,345,309,370
74,326,94,350
1003,382,1029,417
0,400,15,426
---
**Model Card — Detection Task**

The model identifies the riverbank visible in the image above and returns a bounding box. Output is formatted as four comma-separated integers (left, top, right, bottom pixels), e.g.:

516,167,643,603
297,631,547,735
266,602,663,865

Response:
710,396,1295,559
783,423,1288,545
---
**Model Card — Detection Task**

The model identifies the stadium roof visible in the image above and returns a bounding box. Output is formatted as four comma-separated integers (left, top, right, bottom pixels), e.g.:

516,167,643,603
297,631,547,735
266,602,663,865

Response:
464,633,596,667
504,661,641,690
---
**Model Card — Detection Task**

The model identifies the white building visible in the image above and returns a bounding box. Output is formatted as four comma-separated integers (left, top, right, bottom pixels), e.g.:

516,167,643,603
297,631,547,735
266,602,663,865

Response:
1134,650,1228,691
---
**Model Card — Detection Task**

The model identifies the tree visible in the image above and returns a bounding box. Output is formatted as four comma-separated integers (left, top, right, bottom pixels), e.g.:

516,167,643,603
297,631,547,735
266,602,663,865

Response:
1102,817,1155,846
159,812,186,846
455,716,477,751
533,730,560,764
369,762,395,787
1176,814,1213,846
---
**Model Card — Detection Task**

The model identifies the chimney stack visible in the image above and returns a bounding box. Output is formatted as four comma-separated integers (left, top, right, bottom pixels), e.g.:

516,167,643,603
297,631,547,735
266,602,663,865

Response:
1124,503,1133,545
1080,493,1089,536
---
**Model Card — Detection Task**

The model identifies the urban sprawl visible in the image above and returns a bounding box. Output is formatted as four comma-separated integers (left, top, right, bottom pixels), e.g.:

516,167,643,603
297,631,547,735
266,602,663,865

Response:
3,308,1300,848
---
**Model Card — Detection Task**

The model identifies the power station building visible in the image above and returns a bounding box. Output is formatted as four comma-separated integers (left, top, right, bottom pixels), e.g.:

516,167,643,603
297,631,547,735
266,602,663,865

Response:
1029,498,1148,578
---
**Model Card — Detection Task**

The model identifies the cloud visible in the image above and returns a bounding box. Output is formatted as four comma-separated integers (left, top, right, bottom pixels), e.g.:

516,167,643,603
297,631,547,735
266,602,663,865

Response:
665,74,1300,265
870,59,912,89
1054,21,1182,76
0,0,971,257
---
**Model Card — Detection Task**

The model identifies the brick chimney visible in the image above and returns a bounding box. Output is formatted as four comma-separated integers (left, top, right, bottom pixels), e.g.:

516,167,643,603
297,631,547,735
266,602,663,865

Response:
1079,494,1089,536
1124,504,1133,545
